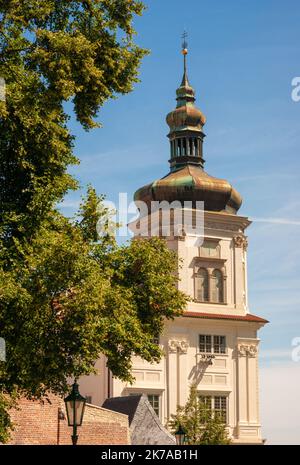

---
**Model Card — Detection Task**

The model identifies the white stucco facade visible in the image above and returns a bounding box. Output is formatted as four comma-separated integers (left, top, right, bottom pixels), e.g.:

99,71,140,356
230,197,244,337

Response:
80,209,267,444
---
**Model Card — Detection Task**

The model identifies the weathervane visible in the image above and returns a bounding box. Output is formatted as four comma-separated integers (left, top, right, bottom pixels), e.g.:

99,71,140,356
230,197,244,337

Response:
181,31,188,77
182,31,188,53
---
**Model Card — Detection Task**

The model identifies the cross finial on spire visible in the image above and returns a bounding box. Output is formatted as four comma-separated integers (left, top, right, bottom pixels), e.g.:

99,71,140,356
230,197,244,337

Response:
181,31,189,86
182,31,188,52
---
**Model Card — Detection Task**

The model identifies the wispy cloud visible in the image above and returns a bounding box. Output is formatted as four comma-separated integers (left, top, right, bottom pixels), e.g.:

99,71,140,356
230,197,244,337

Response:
260,349,292,360
251,217,300,225
251,296,300,309
57,199,81,209
208,116,300,160
232,173,299,183
75,145,163,177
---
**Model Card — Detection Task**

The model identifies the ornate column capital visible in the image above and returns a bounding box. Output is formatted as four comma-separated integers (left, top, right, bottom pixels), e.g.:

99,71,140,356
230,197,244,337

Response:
178,340,189,354
237,344,248,357
168,339,179,353
178,229,186,241
168,339,189,354
237,343,258,358
247,345,258,357
233,234,248,251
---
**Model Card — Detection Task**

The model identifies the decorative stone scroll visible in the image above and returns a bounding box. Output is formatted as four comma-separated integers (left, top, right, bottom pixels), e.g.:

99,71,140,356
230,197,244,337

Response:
247,345,258,358
237,344,258,358
233,235,248,251
168,340,178,353
168,339,189,354
178,340,189,354
177,228,186,241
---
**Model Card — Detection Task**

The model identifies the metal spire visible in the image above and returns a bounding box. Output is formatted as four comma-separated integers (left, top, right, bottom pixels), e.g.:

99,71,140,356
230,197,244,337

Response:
181,31,189,87
175,31,195,106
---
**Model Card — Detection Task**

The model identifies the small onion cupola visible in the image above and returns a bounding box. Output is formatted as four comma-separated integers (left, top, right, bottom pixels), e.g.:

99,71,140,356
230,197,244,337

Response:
166,35,206,171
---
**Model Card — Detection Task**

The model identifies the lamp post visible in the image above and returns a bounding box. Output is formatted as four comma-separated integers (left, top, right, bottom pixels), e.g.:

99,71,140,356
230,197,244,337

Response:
64,382,86,446
175,424,186,446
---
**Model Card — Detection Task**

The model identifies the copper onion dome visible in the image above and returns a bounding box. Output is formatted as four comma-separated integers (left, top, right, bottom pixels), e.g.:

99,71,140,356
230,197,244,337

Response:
134,39,242,215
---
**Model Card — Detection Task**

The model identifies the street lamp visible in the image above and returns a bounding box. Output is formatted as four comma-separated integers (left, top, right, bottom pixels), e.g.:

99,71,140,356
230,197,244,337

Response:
184,435,190,445
175,424,186,446
64,382,86,446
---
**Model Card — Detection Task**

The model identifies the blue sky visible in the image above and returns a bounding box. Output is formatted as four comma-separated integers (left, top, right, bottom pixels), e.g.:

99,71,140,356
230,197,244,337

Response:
59,1,300,444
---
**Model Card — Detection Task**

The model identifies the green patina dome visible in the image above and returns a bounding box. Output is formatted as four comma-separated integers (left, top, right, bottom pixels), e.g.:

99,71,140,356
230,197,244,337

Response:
134,165,242,214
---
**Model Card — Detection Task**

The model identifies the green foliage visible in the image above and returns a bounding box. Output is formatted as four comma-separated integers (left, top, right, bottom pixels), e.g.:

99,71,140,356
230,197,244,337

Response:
0,391,16,443
169,385,231,445
0,188,188,441
0,1,188,443
0,0,148,239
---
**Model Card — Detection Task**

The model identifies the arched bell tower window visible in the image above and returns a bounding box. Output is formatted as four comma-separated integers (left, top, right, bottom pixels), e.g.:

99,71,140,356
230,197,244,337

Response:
194,266,226,304
211,269,224,303
195,268,209,302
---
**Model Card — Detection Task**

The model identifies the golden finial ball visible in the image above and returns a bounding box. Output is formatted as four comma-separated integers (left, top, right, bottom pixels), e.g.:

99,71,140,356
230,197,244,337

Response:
182,48,188,55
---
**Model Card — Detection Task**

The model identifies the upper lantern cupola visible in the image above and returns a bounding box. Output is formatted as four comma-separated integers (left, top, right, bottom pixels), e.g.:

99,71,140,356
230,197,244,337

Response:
166,35,206,171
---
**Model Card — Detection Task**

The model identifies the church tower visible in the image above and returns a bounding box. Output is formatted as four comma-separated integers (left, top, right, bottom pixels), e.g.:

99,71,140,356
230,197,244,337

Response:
129,40,268,444
80,39,268,445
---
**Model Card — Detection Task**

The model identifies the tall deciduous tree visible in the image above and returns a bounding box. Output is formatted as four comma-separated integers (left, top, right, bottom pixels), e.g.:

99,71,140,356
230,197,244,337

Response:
0,2,188,442
0,0,147,238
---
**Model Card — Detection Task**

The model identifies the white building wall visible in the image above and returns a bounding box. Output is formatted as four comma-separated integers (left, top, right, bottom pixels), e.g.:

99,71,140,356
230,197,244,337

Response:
79,210,266,444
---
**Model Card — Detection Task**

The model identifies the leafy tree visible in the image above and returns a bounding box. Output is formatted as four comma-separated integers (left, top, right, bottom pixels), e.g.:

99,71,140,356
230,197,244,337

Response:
0,392,16,443
169,385,231,445
0,0,148,239
0,187,188,442
0,2,189,442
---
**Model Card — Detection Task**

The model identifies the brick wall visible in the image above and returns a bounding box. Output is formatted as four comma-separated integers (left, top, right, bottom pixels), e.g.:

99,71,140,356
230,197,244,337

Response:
8,394,130,445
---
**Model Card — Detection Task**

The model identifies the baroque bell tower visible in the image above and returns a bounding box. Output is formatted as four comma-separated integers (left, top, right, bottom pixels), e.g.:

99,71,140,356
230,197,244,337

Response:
131,37,268,444
80,37,268,445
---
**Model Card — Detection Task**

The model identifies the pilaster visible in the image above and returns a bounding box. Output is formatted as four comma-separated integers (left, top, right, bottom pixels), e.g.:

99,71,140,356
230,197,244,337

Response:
236,338,262,443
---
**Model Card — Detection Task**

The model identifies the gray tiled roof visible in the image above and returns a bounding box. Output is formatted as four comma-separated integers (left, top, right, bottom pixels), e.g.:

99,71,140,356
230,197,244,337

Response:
102,395,142,425
102,394,175,445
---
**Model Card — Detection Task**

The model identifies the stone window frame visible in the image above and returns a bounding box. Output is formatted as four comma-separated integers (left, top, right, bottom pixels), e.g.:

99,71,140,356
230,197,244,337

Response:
197,392,229,425
127,389,163,420
194,260,227,304
147,394,160,418
198,334,227,355
211,268,224,303
194,267,209,302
